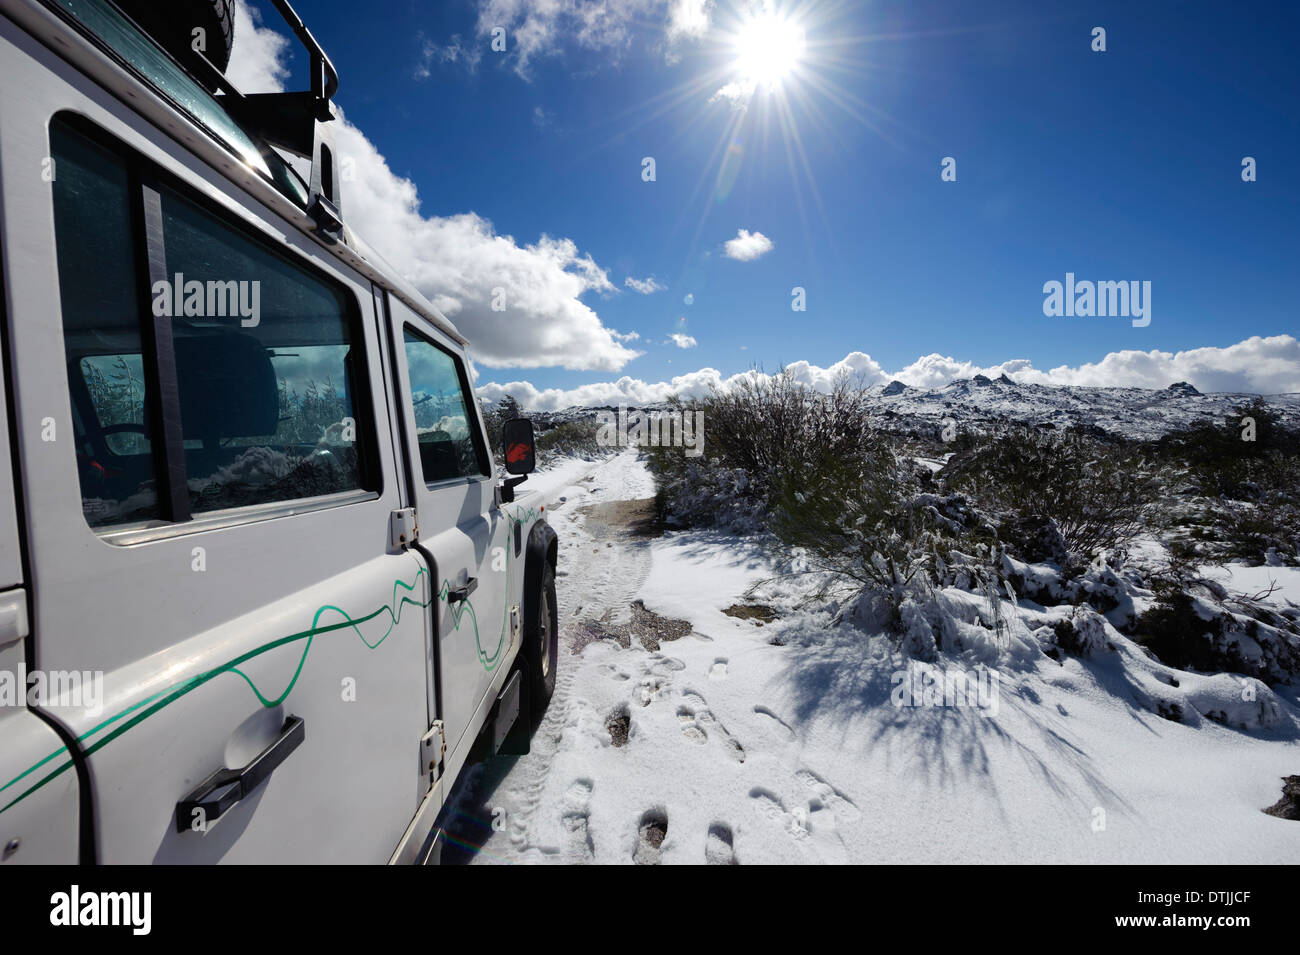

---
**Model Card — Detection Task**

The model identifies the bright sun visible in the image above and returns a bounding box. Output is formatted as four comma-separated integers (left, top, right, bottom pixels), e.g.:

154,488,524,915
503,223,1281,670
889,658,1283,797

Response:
732,11,806,91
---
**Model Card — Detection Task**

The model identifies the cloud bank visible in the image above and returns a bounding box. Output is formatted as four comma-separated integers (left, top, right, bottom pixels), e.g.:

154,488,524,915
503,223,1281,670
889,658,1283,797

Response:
418,0,716,78
477,335,1300,410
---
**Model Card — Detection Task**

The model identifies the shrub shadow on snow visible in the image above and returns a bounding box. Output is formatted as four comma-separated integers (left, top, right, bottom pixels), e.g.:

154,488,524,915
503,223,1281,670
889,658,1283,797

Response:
773,619,1140,817
656,528,775,572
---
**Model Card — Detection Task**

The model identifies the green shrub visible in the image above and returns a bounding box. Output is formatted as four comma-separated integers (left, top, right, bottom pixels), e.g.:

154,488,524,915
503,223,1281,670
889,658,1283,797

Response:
944,426,1157,570
536,419,602,459
646,370,877,528
1155,403,1300,564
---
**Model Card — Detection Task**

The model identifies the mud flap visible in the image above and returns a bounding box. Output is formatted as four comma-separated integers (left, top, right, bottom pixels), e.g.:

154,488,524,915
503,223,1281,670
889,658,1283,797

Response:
471,668,530,761
497,670,532,757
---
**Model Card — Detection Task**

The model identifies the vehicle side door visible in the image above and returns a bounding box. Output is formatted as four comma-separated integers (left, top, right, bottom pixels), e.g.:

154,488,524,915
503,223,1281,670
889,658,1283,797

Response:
386,297,515,761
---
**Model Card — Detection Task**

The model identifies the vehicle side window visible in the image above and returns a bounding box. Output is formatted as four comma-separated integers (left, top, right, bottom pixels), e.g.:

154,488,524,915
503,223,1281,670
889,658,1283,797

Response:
49,115,377,529
50,121,160,526
158,187,371,514
402,329,488,484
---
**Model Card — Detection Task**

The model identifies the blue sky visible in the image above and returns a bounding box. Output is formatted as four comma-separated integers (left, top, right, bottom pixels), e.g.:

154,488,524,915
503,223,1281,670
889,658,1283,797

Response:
235,0,1299,405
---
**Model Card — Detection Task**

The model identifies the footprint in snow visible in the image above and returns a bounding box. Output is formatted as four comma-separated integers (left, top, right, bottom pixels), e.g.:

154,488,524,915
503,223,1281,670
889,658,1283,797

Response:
597,662,630,681
561,779,595,862
648,654,687,674
677,705,708,743
753,705,796,741
633,808,668,865
795,769,862,822
748,787,848,864
638,676,670,706
606,705,631,747
708,658,728,681
681,691,745,762
705,823,738,865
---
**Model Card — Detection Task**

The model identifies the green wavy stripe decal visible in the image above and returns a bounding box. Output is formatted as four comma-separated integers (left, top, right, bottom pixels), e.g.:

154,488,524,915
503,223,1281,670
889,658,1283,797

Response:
439,505,541,672
0,505,542,817
0,558,431,816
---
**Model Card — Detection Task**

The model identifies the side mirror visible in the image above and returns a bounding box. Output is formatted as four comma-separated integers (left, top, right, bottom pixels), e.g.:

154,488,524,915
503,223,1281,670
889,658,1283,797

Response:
503,418,536,475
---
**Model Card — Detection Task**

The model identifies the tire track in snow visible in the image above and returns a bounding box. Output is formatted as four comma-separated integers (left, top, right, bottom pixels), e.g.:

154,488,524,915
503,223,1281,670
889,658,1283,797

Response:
441,451,658,864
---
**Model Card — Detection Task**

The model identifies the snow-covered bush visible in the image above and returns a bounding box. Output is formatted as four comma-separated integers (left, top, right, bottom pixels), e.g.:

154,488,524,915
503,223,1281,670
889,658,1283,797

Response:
765,445,989,655
650,458,766,531
536,419,603,461
1045,605,1112,658
943,425,1157,572
1190,450,1300,567
1156,401,1300,566
646,370,877,528
1132,562,1300,683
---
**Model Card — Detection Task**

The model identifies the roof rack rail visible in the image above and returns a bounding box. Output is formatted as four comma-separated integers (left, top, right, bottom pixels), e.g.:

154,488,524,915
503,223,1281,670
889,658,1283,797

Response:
181,0,345,241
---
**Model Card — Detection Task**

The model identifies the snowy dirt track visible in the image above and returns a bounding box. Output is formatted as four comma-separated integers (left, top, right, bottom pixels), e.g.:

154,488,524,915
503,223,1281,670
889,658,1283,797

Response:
438,451,1300,865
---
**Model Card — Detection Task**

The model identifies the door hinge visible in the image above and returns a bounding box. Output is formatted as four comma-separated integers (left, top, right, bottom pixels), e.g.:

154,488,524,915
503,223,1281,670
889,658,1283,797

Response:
421,720,446,784
390,507,418,550
509,606,521,640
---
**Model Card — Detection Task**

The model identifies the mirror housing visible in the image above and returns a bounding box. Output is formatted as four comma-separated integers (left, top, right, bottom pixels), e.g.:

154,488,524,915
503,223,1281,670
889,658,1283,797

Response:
503,418,536,475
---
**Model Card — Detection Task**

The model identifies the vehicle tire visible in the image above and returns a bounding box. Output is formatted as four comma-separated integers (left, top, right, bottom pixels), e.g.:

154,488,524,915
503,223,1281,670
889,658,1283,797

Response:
116,0,236,79
523,560,558,724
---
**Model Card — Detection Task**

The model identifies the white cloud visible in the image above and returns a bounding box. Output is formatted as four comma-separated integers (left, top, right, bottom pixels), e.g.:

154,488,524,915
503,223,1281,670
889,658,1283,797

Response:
413,33,482,79
225,1,291,92
478,336,1300,410
478,367,731,410
230,5,638,372
1016,335,1300,394
709,80,753,109
668,0,712,40
624,275,666,294
532,105,555,129
666,0,713,61
723,228,774,261
668,332,698,348
418,0,717,79
471,0,660,79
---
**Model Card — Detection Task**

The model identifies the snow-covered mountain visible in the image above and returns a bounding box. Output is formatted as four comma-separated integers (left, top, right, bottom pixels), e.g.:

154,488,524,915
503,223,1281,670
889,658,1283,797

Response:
865,376,1300,440
506,379,1300,441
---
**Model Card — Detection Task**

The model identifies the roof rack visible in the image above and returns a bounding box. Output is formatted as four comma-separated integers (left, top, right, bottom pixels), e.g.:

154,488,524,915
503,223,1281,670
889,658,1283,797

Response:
172,0,345,242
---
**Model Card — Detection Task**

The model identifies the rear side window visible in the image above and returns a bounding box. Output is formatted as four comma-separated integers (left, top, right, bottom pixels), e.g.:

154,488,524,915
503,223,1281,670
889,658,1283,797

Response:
402,329,488,484
49,115,377,529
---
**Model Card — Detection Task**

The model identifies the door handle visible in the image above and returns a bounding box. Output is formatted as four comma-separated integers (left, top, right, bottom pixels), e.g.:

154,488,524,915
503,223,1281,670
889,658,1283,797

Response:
447,577,478,604
174,715,305,833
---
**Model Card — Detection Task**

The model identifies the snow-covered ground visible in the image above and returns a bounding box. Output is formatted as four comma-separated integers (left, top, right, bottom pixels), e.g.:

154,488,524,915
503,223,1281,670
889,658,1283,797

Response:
439,451,1300,864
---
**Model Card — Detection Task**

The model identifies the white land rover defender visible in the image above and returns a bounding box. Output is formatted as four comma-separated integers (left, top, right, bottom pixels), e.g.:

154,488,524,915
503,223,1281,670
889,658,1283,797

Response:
0,0,559,864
